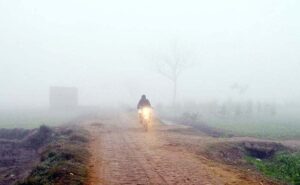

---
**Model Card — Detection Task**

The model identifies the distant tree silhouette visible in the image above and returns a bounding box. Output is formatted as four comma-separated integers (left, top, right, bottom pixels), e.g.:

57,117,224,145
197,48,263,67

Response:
156,41,194,106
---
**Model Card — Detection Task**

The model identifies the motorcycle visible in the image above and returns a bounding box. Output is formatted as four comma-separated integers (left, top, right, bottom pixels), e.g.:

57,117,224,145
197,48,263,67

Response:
138,107,152,131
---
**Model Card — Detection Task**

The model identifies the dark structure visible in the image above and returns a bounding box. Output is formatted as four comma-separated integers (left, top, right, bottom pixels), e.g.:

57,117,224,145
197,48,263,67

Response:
49,86,78,109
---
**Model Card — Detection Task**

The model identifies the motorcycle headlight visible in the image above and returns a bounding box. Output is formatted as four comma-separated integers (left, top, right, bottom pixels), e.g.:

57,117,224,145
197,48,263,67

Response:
142,108,151,119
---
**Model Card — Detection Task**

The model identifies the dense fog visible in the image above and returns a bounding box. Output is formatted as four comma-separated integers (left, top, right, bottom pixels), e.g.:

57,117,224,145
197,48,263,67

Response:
2,3,300,185
1,0,300,109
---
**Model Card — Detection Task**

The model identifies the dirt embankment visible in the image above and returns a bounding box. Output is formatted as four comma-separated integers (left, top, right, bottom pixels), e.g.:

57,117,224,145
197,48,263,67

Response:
0,125,91,185
0,126,53,185
202,141,288,164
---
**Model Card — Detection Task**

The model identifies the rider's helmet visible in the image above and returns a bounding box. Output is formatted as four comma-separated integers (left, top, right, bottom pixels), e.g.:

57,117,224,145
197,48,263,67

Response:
141,94,146,99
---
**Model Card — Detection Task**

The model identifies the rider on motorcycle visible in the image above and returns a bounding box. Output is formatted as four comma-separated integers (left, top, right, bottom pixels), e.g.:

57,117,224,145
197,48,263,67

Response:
137,95,152,127
137,94,151,109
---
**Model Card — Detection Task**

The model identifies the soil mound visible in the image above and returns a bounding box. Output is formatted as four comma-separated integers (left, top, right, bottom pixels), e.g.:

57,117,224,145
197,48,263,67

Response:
243,141,285,159
205,141,287,165
0,125,54,185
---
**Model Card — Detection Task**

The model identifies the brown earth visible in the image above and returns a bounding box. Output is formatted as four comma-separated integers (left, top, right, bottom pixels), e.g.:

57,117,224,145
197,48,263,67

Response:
0,126,53,185
85,113,284,185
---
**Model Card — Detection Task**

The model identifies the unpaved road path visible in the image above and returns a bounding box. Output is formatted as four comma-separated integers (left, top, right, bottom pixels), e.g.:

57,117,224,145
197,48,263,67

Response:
86,113,279,185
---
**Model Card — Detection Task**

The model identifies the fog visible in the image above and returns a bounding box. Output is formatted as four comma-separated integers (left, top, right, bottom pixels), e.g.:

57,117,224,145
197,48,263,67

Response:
1,0,300,109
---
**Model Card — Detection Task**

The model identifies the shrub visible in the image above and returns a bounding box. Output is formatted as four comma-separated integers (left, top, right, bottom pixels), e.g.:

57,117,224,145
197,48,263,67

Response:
247,152,300,185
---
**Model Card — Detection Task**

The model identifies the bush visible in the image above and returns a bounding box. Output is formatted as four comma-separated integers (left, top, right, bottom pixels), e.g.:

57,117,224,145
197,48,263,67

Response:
247,152,300,185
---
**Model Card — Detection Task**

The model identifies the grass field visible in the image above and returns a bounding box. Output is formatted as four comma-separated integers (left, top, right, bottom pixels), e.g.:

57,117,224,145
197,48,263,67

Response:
247,152,300,185
173,105,300,139
0,109,81,129
203,115,300,139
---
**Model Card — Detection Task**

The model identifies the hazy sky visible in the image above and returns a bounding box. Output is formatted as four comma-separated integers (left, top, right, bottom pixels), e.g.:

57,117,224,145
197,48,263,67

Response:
1,0,300,108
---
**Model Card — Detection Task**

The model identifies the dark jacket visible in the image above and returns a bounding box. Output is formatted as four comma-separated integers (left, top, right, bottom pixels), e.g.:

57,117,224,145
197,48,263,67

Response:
137,98,151,109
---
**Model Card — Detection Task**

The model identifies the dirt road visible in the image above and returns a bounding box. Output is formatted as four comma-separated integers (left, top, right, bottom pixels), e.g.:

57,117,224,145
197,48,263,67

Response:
86,113,278,185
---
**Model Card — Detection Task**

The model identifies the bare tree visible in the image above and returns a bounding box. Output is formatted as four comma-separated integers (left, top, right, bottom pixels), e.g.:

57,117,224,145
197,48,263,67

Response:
156,41,194,106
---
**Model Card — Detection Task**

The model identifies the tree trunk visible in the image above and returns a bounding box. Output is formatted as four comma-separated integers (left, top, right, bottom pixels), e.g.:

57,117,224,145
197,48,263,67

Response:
172,78,177,107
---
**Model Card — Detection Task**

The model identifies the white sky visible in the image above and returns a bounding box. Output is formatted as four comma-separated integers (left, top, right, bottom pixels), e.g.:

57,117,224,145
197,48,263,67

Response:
0,0,300,107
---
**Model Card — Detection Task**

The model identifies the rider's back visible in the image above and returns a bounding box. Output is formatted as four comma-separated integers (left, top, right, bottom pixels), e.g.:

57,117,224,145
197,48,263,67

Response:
137,95,151,109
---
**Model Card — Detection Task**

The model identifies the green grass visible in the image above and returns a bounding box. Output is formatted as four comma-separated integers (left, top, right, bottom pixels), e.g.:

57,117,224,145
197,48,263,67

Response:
203,115,300,139
246,152,300,185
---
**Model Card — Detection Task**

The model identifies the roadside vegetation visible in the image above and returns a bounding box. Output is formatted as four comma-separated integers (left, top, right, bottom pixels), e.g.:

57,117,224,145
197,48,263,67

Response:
203,141,300,185
16,126,90,185
159,102,300,184
247,152,300,185
160,102,300,139
0,123,90,185
204,115,300,139
0,125,54,185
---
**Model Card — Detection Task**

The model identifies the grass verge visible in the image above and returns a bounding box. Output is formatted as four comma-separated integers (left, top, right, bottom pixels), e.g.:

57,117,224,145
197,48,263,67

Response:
247,152,300,185
16,127,90,185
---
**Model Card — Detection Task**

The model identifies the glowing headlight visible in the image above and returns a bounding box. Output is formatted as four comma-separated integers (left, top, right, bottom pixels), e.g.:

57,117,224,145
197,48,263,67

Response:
142,108,151,120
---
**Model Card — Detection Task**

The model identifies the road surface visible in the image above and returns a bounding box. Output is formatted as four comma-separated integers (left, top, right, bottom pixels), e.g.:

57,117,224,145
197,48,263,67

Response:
86,113,278,185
